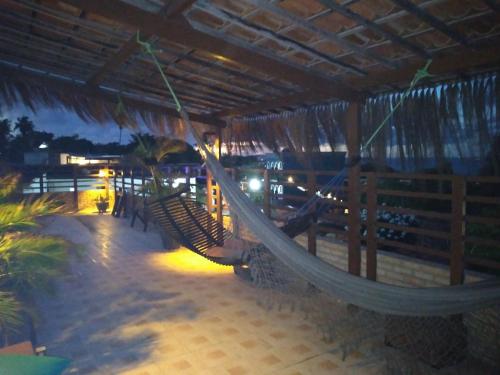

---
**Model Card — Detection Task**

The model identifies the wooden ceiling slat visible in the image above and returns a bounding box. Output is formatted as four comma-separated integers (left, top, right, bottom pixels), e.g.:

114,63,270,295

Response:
0,37,101,71
49,0,359,101
318,0,430,59
389,0,470,47
242,0,397,69
162,47,291,93
194,0,368,76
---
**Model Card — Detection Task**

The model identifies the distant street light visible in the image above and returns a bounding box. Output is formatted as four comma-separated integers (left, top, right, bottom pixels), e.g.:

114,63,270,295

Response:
248,178,262,192
39,142,48,149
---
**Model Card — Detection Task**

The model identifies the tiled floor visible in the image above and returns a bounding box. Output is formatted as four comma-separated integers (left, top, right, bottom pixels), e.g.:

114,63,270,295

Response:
38,215,379,374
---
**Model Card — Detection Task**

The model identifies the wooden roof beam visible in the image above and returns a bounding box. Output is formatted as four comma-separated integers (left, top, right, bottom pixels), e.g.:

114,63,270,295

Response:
318,0,430,59
390,0,470,46
86,0,196,86
52,0,359,101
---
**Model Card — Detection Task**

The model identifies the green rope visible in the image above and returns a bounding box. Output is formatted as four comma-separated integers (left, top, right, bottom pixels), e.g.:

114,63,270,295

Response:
361,59,433,152
136,31,182,113
114,93,126,117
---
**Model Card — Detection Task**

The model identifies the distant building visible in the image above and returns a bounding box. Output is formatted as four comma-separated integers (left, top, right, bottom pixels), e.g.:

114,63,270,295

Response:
24,151,121,166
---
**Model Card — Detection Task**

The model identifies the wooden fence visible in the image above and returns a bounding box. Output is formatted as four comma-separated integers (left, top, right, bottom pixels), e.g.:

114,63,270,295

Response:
222,168,500,285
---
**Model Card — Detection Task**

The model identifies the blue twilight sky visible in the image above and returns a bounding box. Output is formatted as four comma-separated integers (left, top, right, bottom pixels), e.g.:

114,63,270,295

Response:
1,104,140,144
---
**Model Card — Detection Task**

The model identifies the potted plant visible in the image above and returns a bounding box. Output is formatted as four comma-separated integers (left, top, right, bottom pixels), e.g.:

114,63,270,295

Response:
95,195,109,214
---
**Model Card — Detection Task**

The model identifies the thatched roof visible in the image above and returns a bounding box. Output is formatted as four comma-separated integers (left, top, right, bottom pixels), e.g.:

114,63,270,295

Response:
0,0,499,129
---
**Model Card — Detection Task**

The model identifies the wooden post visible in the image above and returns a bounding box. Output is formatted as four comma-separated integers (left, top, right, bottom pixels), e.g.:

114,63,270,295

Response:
130,168,135,210
216,184,223,224
263,169,271,218
39,173,44,195
72,165,79,211
307,171,317,256
140,168,146,197
121,167,127,217
206,170,213,213
346,102,361,276
113,167,118,198
366,172,377,280
216,127,223,225
450,176,466,285
121,167,126,193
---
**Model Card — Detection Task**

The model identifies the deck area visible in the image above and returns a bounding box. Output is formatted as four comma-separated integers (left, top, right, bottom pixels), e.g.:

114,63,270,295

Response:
36,215,377,375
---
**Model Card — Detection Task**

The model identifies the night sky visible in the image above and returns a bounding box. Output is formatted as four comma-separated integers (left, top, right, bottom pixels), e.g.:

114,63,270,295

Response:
2,104,140,144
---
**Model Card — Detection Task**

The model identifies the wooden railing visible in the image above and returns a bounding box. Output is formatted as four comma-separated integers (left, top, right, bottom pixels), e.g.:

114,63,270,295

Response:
7,163,499,284
227,168,500,284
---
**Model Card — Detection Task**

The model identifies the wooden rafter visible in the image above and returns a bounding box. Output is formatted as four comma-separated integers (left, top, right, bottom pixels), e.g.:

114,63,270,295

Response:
390,0,470,46
87,34,153,86
50,0,359,101
318,0,430,59
86,1,197,86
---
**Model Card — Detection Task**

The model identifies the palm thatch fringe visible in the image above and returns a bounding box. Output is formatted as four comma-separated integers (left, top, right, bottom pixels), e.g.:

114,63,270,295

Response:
0,65,192,139
225,102,349,155
227,73,499,172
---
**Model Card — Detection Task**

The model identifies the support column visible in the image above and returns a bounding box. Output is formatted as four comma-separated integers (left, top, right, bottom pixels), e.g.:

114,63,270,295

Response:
307,171,317,256
216,126,223,225
450,176,466,285
346,102,361,276
72,165,79,211
366,172,377,280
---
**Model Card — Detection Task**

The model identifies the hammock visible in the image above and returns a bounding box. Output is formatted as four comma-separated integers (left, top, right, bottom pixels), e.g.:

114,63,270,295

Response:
183,110,500,317
147,187,317,266
148,189,235,265
136,35,500,317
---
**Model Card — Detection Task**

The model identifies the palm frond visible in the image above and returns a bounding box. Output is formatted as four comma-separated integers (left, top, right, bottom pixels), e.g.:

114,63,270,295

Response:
0,234,68,294
0,174,21,202
0,292,22,338
0,196,61,234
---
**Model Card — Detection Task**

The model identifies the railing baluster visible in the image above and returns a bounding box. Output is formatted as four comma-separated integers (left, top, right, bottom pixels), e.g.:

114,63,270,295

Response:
263,169,271,218
366,172,377,281
73,165,78,211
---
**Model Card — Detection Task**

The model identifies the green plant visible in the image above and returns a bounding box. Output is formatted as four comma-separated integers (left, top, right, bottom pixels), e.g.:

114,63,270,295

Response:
94,194,108,204
0,292,22,343
130,135,186,196
0,174,70,342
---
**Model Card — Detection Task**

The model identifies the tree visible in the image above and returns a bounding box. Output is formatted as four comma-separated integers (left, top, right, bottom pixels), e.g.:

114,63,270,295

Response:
0,119,11,158
14,116,34,138
130,135,186,194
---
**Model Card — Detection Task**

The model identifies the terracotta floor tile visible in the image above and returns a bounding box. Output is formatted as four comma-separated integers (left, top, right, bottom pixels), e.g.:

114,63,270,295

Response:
35,216,386,375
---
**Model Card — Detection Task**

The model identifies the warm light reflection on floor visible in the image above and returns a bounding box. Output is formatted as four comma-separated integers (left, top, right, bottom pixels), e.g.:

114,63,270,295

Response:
149,247,234,276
